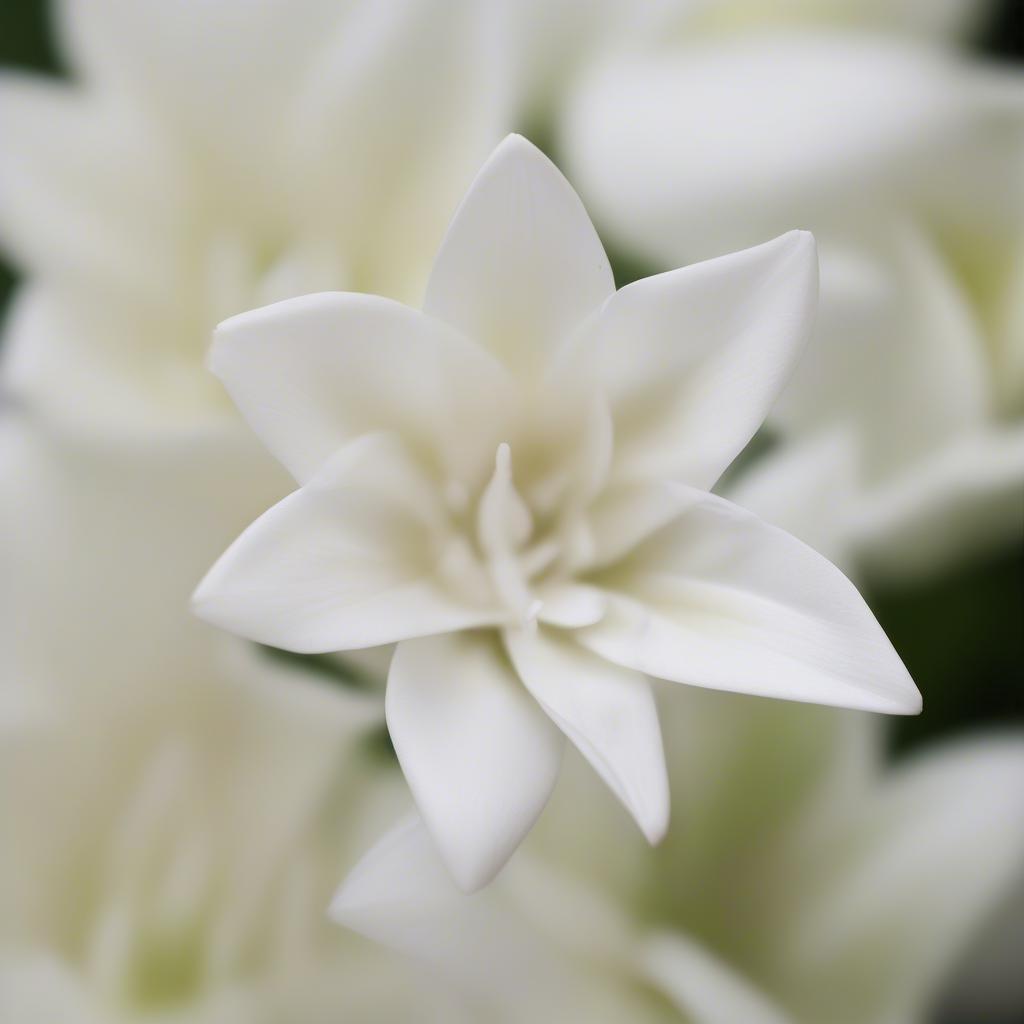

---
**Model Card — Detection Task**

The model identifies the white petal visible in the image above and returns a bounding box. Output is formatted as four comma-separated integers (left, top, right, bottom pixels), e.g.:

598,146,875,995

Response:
722,429,861,574
1,283,241,437
330,814,562,1001
1,411,287,705
424,134,614,379
0,77,185,297
536,584,607,629
58,0,344,214
850,425,1024,583
785,737,1024,1024
579,486,921,715
555,231,817,490
561,34,984,262
773,224,990,481
193,433,496,652
580,480,694,573
386,632,563,890
505,627,668,844
210,291,514,484
641,932,794,1024
289,0,510,304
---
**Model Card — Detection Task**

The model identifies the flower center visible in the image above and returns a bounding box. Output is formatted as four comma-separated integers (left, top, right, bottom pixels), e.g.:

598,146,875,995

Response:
435,443,576,625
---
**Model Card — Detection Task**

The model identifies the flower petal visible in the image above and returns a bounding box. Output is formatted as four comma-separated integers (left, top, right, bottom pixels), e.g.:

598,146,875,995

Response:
722,429,861,574
193,433,496,652
641,932,794,1024
555,231,817,490
561,34,984,263
850,424,1024,583
289,0,509,304
58,0,344,214
330,813,562,1000
782,737,1024,1024
535,584,607,629
423,133,614,379
774,223,990,480
331,814,664,1019
386,632,563,891
210,291,514,484
505,627,668,844
579,486,921,715
0,76,185,297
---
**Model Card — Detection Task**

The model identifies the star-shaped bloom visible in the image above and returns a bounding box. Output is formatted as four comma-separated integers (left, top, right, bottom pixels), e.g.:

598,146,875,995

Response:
560,30,1024,580
194,135,920,891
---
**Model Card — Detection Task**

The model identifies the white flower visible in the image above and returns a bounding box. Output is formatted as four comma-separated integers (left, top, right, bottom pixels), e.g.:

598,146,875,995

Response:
0,0,507,563
0,0,508,708
0,634,465,1024
503,0,990,130
193,135,920,891
334,692,1024,1024
559,29,1024,579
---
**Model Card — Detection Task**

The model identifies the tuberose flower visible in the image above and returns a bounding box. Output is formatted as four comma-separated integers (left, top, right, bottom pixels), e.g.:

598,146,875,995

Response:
193,135,920,891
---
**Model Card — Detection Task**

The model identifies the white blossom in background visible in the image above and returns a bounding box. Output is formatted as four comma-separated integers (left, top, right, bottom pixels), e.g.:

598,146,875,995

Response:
193,135,920,892
0,343,662,1024
501,0,995,132
1,0,507,425
334,689,1024,1024
559,24,1024,580
1,636,580,1024
0,0,511,722
0,0,509,600
0,683,689,1024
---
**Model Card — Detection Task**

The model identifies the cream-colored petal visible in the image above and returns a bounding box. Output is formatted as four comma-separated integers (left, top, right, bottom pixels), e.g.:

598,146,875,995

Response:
424,134,614,380
386,633,564,891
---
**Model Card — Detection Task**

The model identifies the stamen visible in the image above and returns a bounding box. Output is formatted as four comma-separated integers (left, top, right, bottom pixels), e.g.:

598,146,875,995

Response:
477,443,532,555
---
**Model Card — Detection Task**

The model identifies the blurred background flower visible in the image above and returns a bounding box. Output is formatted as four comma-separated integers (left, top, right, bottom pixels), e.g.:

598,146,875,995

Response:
2,0,1022,1022
336,690,1024,1024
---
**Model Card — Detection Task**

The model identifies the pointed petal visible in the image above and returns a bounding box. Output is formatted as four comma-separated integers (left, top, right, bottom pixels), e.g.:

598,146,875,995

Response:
193,433,496,652
723,429,861,574
555,231,817,490
505,627,668,844
210,291,513,484
386,632,563,891
579,486,921,715
424,134,614,379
